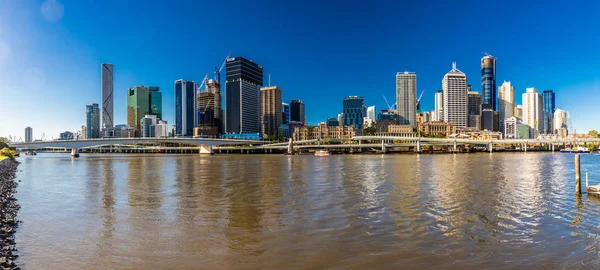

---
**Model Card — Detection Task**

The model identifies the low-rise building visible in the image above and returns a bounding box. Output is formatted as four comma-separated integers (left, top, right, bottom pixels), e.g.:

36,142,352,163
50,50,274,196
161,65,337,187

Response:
504,117,519,139
420,121,456,137
293,124,356,141
517,124,530,139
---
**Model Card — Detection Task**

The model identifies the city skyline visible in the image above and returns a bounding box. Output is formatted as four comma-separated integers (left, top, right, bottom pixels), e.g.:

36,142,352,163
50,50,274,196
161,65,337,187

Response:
2,1,600,139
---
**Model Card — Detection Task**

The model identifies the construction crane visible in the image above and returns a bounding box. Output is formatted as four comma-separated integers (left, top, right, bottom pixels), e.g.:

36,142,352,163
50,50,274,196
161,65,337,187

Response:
214,52,232,84
415,89,425,107
197,73,209,93
382,95,396,111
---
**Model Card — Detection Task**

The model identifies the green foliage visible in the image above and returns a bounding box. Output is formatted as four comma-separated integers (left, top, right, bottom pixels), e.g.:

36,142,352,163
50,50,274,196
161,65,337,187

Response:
0,137,10,144
0,148,16,159
589,130,599,138
363,126,377,136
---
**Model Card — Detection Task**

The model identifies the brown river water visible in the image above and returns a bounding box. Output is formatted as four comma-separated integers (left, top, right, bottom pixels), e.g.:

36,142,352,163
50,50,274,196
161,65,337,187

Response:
12,153,600,269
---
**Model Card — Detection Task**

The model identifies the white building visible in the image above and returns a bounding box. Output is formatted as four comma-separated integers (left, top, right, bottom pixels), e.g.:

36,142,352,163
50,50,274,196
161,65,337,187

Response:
522,88,543,138
553,108,568,133
498,80,515,122
442,62,468,128
155,120,169,138
141,115,158,138
337,113,343,126
503,117,519,139
101,63,114,129
429,110,437,121
367,106,376,122
25,126,33,142
515,104,523,120
434,90,443,122
396,72,417,127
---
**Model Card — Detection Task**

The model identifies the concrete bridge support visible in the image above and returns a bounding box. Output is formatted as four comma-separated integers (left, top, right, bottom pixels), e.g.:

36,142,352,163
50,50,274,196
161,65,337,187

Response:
489,142,493,153
381,140,386,154
453,140,457,152
71,148,80,158
524,142,528,152
199,145,214,155
416,139,421,153
551,144,555,152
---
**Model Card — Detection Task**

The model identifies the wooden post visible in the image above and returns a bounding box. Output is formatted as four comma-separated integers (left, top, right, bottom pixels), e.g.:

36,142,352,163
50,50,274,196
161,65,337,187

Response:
576,154,581,195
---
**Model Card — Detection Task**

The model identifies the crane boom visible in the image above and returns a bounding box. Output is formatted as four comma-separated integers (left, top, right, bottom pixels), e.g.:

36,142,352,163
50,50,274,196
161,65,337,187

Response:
215,52,232,83
197,73,209,92
416,89,425,106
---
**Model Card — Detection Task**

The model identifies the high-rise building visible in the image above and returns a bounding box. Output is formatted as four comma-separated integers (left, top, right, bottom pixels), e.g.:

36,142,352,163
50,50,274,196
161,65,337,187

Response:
481,55,497,111
337,113,344,126
197,91,217,127
290,99,305,124
127,86,161,136
442,63,468,128
498,81,515,121
434,90,443,122
101,63,114,129
377,110,397,121
481,104,494,131
522,88,543,138
86,103,100,139
203,79,223,133
282,102,290,124
80,125,87,139
260,86,283,136
225,56,263,134
467,91,482,128
553,108,568,134
515,104,523,120
25,127,33,142
396,72,417,127
326,117,339,127
140,115,157,138
367,106,376,122
343,96,365,129
149,86,162,120
175,79,197,136
543,90,556,134
155,120,169,138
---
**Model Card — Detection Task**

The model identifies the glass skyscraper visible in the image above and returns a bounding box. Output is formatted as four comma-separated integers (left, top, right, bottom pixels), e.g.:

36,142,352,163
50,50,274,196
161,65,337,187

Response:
127,86,161,136
481,55,497,111
543,90,555,134
175,80,197,136
342,96,365,129
290,99,305,124
282,102,290,124
86,103,100,139
225,57,263,133
396,72,417,127
149,86,162,120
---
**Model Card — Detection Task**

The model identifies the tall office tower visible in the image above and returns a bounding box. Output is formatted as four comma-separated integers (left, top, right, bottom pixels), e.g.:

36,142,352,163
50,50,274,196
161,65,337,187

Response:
498,81,515,132
396,72,417,127
174,79,197,136
86,103,100,139
260,86,283,136
442,62,469,128
149,86,162,120
367,106,376,122
543,90,556,134
343,96,365,129
515,104,523,120
205,79,223,131
25,127,33,142
127,86,149,136
553,108,568,133
522,88,543,138
481,54,497,111
225,57,263,133
290,99,306,124
101,63,114,129
434,90,444,122
140,115,157,138
282,102,290,124
197,91,217,126
467,91,482,128
481,104,494,131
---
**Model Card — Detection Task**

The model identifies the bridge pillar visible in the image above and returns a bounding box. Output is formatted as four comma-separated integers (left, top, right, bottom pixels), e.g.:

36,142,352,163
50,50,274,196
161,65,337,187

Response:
71,148,80,158
551,144,555,152
287,138,294,155
199,145,213,155
453,140,457,152
381,140,386,154
358,139,362,153
524,142,528,152
489,142,493,153
416,139,421,153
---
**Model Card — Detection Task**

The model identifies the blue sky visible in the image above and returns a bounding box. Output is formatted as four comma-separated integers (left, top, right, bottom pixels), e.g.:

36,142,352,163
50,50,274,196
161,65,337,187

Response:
1,0,599,140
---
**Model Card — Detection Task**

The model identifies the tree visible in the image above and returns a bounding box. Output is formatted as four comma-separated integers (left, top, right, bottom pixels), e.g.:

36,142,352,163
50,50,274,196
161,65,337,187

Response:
589,130,599,138
363,126,377,136
0,137,9,144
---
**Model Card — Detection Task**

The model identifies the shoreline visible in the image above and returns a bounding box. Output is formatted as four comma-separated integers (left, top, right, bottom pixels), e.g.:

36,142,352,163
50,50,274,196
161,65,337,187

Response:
0,159,20,269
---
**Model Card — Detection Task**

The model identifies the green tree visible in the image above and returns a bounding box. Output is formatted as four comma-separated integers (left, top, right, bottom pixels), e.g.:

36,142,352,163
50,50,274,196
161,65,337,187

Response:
0,148,16,159
363,126,377,136
589,130,599,138
0,137,9,144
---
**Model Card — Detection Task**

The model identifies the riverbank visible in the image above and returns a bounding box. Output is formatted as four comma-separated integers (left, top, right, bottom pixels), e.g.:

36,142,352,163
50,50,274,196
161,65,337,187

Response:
0,158,20,269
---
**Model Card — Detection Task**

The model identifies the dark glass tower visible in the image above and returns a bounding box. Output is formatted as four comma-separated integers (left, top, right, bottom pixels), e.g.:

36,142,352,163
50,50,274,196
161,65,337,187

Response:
481,55,497,111
290,99,305,123
175,80,197,136
225,57,263,133
342,96,365,129
543,90,555,134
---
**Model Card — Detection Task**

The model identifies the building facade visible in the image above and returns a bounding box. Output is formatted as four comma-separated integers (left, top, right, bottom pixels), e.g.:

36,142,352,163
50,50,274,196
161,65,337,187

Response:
481,55,497,111
498,81,514,131
260,86,283,136
553,108,568,134
101,63,114,129
543,90,555,134
155,120,169,137
205,79,222,130
225,56,263,134
467,91,482,128
175,80,197,136
293,124,356,141
420,121,456,137
367,106,376,122
86,103,100,139
290,99,305,124
522,88,543,138
127,86,153,136
396,72,417,127
515,104,523,120
149,86,162,120
25,127,32,142
443,63,468,128
434,90,443,122
342,96,365,129
140,115,157,138
282,102,290,124
504,116,519,139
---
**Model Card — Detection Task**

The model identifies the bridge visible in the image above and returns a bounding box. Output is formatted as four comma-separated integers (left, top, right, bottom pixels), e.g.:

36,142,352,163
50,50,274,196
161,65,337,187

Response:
11,137,257,156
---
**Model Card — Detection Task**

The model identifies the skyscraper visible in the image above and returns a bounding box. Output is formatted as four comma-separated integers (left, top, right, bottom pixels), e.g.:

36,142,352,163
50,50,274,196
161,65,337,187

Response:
260,86,282,136
225,56,263,134
481,54,497,111
522,88,543,138
282,102,290,124
515,104,523,120
343,96,365,129
25,127,33,142
367,106,376,122
467,91,482,128
149,86,162,120
553,108,568,133
205,79,223,132
498,81,515,131
396,72,417,127
140,115,157,138
175,79,197,136
86,103,100,139
101,63,114,129
434,90,443,122
543,90,556,134
443,62,468,128
290,99,305,124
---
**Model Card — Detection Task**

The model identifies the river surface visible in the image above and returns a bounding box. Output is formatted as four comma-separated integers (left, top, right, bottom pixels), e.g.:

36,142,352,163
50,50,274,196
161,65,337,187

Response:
12,153,600,269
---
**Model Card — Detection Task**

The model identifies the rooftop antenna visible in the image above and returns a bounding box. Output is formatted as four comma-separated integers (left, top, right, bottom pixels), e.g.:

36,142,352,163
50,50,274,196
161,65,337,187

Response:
452,62,457,70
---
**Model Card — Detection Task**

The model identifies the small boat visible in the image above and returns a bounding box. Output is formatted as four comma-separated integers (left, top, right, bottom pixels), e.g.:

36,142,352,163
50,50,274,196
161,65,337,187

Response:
315,149,330,156
24,150,37,156
560,146,590,153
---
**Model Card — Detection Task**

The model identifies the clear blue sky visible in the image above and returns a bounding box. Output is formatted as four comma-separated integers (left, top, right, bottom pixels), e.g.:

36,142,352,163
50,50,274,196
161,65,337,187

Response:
1,0,599,140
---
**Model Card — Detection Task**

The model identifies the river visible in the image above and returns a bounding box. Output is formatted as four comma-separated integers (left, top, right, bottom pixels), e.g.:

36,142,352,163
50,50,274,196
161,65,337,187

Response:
12,153,600,268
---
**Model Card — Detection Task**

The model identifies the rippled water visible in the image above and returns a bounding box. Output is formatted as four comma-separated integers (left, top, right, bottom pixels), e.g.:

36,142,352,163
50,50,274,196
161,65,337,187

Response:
13,153,600,268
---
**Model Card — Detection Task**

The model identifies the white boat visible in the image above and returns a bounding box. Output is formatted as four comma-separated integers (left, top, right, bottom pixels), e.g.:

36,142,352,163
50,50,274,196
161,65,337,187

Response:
315,149,330,156
560,146,590,153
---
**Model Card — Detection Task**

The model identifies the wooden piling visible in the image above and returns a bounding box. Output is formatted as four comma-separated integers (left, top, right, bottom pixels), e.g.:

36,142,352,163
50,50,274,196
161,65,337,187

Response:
576,154,581,195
